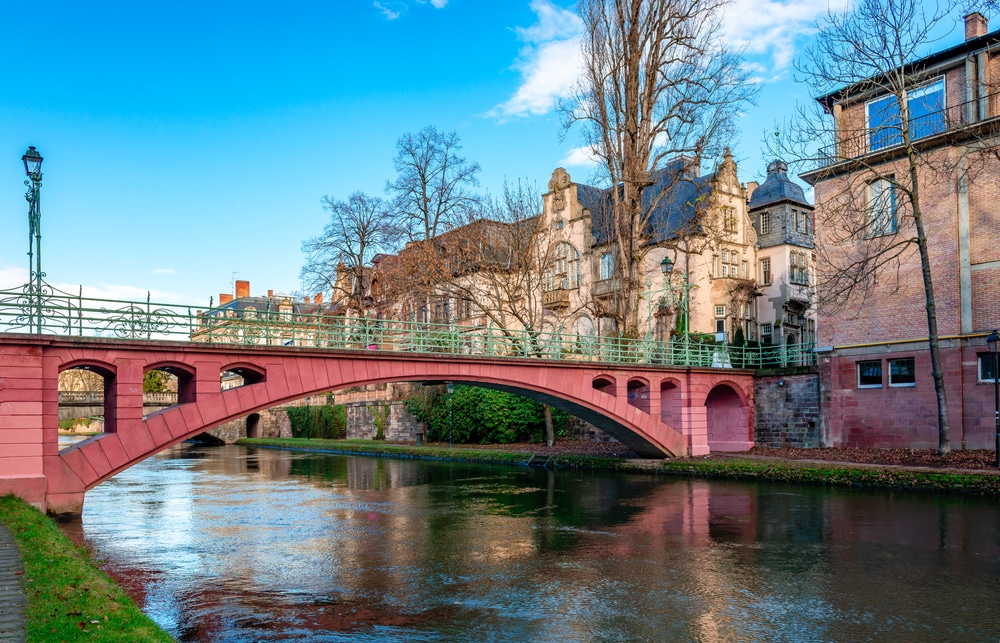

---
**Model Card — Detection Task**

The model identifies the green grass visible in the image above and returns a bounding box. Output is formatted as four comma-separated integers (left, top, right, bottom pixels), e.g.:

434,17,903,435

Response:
0,495,174,643
238,437,1000,495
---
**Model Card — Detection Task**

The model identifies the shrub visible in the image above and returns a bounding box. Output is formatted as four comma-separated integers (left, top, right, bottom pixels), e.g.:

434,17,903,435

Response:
287,404,347,440
406,385,571,444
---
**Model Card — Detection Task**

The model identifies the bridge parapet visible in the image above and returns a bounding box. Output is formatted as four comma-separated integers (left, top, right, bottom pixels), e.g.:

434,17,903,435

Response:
0,286,816,369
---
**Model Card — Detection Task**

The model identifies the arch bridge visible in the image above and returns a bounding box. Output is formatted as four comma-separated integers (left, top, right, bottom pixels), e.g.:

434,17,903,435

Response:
0,334,755,515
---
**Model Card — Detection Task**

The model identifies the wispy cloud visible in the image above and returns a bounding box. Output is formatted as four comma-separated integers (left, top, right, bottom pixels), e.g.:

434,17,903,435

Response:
558,145,598,168
493,0,843,121
374,1,403,20
151,268,177,275
488,0,584,120
722,0,851,81
374,0,449,20
0,267,186,304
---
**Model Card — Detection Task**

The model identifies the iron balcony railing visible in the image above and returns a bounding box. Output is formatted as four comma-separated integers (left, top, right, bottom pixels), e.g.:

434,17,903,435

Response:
814,89,1000,169
0,285,816,369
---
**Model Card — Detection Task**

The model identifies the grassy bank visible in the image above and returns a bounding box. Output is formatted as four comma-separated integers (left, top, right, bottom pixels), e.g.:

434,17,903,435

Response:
0,495,174,643
238,437,1000,495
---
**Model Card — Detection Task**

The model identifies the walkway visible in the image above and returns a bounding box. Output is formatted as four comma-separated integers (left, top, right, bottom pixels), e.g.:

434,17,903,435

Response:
0,525,26,643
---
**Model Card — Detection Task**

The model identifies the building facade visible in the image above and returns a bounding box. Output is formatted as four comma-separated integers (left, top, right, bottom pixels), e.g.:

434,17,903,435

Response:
801,13,1000,449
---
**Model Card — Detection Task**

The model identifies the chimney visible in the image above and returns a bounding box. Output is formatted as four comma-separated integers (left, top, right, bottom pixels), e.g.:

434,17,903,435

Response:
966,12,987,40
235,280,250,299
267,289,273,298
315,292,324,304
304,296,311,304
746,181,758,201
219,293,233,305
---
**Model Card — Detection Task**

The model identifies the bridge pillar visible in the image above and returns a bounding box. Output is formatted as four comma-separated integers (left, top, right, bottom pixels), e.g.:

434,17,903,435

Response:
683,401,710,456
0,345,48,510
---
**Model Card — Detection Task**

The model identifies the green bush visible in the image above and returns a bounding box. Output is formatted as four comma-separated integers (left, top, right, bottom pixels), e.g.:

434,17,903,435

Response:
287,404,347,440
406,385,571,444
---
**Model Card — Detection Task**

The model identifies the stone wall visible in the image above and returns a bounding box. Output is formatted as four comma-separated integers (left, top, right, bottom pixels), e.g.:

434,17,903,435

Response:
345,401,424,442
754,369,821,448
202,407,292,444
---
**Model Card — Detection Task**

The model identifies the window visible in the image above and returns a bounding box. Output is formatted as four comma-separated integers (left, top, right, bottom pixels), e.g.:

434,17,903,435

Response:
866,78,945,152
978,353,998,383
721,250,728,262
760,258,772,285
721,264,729,278
790,252,809,285
857,360,882,388
599,252,614,281
712,255,719,276
545,242,580,291
792,209,799,232
803,212,810,235
760,211,770,235
866,177,897,237
889,357,915,387
741,261,748,278
724,207,737,231
716,319,726,333
715,305,726,318
760,323,773,344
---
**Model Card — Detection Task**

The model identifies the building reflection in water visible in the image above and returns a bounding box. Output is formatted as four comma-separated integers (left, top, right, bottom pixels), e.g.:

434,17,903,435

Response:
66,444,1000,642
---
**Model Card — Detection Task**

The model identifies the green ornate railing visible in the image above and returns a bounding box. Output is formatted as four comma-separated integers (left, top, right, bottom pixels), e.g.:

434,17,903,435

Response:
0,285,816,369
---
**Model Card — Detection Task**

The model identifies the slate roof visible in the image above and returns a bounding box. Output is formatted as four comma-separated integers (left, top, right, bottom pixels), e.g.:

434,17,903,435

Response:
748,160,811,210
577,157,715,246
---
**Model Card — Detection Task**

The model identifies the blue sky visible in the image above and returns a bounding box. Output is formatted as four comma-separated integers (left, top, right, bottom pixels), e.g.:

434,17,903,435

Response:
0,0,977,305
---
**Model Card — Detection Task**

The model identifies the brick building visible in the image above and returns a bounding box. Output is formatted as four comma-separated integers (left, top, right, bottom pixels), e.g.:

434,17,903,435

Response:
801,13,1000,449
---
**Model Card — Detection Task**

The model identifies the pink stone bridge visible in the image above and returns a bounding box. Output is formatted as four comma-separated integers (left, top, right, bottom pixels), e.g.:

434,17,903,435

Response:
0,335,754,515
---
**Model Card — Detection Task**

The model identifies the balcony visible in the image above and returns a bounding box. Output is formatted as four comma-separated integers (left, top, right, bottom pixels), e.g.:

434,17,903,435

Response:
542,288,571,309
805,89,1000,178
592,278,619,297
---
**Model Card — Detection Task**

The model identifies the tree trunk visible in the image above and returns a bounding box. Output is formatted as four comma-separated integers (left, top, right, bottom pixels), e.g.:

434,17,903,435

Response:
543,404,554,447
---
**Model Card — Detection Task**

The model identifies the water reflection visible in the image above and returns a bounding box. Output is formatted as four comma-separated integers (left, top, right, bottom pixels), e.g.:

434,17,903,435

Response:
63,444,1000,642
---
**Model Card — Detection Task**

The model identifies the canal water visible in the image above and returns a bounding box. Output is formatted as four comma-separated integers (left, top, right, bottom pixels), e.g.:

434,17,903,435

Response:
59,441,1000,642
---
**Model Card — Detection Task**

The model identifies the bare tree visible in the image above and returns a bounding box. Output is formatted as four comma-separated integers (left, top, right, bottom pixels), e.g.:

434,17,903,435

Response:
378,181,570,445
386,126,482,242
791,0,995,454
301,192,398,316
562,0,755,337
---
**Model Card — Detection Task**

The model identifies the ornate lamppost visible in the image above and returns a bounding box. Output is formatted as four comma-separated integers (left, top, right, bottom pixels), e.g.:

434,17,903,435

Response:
987,330,999,467
22,146,44,333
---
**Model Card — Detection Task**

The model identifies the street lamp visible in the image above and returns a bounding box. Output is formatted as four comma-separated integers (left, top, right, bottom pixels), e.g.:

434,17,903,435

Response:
660,255,692,340
22,146,44,333
987,330,999,467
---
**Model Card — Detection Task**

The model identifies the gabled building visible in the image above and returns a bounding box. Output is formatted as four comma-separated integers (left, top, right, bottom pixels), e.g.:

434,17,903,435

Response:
800,13,1000,449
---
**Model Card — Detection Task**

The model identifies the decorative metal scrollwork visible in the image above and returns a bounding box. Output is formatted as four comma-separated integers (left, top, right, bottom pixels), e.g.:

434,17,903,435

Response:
99,304,184,339
0,280,80,334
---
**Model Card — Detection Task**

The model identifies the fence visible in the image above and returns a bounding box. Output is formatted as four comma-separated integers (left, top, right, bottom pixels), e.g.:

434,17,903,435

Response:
0,284,815,369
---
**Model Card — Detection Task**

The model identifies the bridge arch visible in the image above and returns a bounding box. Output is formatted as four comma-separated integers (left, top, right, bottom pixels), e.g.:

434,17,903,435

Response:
705,382,751,452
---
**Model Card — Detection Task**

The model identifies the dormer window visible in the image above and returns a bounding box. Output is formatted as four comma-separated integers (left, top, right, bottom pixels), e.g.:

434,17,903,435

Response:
866,78,945,152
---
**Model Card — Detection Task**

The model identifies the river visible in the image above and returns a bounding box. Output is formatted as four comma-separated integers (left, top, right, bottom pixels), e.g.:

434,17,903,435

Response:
59,441,1000,642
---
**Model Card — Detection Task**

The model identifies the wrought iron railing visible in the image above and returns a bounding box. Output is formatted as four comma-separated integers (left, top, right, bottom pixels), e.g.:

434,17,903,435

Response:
0,285,815,369
814,89,1000,169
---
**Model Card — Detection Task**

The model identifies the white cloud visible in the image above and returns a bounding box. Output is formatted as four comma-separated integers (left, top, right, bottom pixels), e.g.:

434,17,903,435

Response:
374,1,403,20
489,0,584,120
426,0,448,7
558,145,599,167
722,0,851,81
0,266,28,290
151,268,177,275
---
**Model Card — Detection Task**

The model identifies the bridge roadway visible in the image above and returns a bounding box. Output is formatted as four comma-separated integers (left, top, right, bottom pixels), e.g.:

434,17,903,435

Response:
0,334,754,516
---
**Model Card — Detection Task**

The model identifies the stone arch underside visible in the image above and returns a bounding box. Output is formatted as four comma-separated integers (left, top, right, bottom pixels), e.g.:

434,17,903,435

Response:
55,358,694,499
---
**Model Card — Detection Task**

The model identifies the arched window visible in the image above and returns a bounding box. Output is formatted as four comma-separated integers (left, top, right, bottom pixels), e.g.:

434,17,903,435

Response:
544,242,580,291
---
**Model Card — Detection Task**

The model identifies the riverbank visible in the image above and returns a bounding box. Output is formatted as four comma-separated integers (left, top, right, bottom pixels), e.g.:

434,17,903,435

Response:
0,495,174,643
238,438,1000,495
